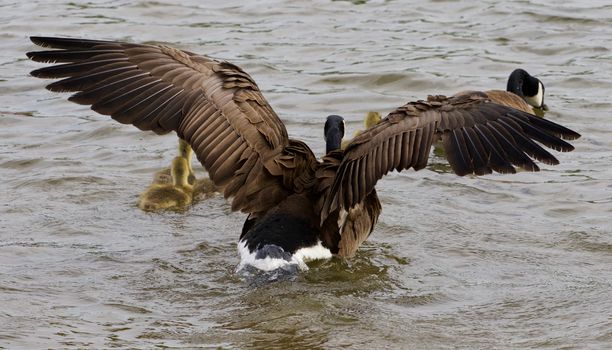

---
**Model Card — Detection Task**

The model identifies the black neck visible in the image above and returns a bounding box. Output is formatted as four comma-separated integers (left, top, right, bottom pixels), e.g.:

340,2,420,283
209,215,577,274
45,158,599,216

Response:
325,127,342,153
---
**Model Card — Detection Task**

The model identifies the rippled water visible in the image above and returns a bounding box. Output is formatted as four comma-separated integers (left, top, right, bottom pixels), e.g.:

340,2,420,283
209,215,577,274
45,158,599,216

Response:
1,0,611,349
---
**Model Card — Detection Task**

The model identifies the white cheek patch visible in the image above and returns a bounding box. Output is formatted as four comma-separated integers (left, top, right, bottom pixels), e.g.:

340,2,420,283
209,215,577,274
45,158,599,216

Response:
525,81,544,108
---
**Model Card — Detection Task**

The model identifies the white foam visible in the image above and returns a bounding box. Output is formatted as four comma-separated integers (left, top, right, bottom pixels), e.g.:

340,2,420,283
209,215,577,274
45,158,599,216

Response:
236,240,332,272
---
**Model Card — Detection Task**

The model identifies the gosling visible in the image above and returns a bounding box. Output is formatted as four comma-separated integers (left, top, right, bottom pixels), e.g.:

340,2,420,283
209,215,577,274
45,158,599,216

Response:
138,156,193,212
341,111,382,150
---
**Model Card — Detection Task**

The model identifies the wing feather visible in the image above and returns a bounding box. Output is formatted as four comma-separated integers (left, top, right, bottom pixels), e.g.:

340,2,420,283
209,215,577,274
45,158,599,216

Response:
462,127,491,175
27,36,306,217
318,94,580,222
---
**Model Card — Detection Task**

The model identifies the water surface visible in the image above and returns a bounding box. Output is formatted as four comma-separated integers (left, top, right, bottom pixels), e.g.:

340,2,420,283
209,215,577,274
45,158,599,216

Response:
1,0,611,349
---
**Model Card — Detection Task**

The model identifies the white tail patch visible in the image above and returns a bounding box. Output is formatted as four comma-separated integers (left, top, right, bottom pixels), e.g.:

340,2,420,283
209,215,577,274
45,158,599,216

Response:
293,241,333,262
236,240,332,273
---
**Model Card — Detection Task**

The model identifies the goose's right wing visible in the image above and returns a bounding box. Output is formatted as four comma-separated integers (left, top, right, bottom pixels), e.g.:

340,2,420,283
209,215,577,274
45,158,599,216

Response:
318,93,581,223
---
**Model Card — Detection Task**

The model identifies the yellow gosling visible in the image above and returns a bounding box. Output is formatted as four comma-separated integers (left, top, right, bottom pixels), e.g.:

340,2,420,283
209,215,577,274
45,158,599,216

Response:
341,111,382,150
138,156,193,212
178,138,196,185
193,177,219,201
151,138,196,185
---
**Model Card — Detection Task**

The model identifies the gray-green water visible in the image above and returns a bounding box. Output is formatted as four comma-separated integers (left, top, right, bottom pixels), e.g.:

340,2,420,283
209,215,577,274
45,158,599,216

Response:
1,0,611,349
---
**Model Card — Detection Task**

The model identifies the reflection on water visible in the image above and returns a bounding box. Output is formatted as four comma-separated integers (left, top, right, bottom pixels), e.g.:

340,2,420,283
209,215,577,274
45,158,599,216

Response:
1,0,612,348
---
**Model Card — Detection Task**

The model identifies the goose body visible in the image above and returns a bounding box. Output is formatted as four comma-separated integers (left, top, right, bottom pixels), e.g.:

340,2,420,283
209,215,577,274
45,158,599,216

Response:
27,37,580,273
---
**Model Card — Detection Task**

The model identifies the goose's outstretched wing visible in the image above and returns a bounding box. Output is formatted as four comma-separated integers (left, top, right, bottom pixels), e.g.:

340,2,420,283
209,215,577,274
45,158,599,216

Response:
318,93,581,222
27,36,309,217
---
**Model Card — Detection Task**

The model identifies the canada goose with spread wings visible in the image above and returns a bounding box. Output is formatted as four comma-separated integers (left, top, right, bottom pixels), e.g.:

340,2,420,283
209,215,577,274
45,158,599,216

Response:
27,37,580,272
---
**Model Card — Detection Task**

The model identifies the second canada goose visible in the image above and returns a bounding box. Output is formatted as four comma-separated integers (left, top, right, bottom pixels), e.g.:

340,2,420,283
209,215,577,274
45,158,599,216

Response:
27,37,580,273
138,156,193,211
462,68,547,116
431,69,548,158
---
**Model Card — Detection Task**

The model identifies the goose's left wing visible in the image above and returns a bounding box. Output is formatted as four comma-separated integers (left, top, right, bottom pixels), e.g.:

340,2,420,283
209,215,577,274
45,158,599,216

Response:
26,37,304,218
318,93,580,223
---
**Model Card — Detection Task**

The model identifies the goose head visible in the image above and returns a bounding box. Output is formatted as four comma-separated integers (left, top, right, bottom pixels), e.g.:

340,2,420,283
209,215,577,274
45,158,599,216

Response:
324,115,345,153
507,68,547,110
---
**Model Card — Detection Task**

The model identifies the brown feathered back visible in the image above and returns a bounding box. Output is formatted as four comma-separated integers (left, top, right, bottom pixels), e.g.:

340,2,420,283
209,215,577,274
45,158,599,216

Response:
453,90,534,114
